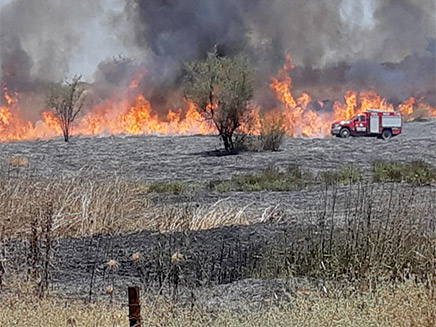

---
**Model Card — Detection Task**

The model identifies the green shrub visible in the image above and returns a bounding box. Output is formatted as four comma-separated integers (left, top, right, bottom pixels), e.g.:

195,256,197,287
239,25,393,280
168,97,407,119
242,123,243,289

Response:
211,164,311,192
319,166,361,185
148,180,187,194
372,160,436,185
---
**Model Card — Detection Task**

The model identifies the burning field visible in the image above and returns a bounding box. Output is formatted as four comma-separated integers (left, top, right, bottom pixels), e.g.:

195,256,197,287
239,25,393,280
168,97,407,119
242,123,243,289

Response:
1,0,436,326
1,52,435,142
1,0,436,142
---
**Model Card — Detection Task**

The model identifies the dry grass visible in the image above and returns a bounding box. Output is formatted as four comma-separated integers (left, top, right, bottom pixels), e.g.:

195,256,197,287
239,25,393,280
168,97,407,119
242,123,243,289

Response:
0,177,149,237
1,170,435,326
0,282,434,327
153,198,252,231
7,156,29,167
0,177,259,238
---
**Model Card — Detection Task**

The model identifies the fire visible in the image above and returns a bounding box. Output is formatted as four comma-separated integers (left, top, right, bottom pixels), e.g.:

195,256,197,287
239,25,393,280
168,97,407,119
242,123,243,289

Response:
0,87,33,141
269,53,328,137
334,91,357,121
0,52,435,142
333,90,394,123
417,101,436,117
268,53,435,137
270,53,297,108
121,95,154,134
0,86,213,141
0,104,11,125
398,97,415,116
397,97,436,120
74,95,213,136
1,86,14,126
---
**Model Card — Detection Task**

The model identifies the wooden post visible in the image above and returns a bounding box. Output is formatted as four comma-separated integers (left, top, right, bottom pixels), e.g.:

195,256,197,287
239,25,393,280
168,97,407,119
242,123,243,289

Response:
128,287,141,327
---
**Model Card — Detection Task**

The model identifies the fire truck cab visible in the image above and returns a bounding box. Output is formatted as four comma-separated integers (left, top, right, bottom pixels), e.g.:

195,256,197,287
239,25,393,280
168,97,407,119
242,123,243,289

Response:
331,109,402,140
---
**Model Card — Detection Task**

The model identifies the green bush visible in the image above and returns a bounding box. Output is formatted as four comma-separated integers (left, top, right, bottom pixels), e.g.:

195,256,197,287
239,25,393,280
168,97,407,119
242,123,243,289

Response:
319,166,361,185
372,160,436,185
148,181,187,194
210,164,311,192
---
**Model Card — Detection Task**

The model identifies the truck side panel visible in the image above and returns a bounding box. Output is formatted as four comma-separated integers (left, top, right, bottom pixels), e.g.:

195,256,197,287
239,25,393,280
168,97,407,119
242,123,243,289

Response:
381,115,402,128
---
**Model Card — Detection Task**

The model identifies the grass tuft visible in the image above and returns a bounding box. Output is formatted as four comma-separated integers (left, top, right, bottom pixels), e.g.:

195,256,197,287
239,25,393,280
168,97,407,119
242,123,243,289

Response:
372,160,436,185
210,164,311,192
319,166,361,185
147,180,188,194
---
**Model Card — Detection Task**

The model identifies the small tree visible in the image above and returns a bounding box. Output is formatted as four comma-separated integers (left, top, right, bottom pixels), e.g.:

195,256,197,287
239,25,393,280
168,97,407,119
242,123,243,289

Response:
47,75,85,142
184,52,254,153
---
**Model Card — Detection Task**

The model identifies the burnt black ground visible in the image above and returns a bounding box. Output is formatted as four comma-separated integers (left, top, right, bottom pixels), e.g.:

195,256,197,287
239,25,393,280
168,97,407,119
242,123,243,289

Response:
2,121,435,225
1,120,435,181
5,223,320,309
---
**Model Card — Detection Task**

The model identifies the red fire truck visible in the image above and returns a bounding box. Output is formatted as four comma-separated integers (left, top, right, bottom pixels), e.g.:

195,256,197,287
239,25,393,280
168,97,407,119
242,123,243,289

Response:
331,109,402,140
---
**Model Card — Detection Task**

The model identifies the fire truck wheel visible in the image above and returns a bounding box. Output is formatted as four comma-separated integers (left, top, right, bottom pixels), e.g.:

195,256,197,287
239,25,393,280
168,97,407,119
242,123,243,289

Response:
381,129,392,140
339,128,350,138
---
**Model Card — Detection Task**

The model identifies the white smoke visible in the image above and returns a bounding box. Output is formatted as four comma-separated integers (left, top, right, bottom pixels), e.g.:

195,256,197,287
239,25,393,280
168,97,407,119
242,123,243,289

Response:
0,0,135,84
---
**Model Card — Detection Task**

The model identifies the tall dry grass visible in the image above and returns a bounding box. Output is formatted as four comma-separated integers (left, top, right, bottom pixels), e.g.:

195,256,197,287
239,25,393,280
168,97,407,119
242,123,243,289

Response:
0,282,434,327
0,176,262,238
1,165,435,310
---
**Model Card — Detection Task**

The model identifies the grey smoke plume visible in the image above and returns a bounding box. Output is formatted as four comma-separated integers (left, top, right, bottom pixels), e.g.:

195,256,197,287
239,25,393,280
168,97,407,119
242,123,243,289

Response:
127,0,435,104
1,0,435,107
0,0,131,91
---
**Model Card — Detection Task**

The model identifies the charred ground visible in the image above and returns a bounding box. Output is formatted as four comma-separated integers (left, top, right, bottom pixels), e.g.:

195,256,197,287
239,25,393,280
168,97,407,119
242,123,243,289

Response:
1,120,435,181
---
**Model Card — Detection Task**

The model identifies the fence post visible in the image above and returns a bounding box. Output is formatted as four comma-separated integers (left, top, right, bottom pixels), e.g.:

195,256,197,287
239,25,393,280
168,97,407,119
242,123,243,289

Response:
128,287,141,327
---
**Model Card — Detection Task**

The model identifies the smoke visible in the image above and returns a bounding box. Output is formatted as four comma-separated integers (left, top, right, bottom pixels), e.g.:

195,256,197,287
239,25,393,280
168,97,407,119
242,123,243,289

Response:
124,0,436,104
1,0,435,106
0,0,131,90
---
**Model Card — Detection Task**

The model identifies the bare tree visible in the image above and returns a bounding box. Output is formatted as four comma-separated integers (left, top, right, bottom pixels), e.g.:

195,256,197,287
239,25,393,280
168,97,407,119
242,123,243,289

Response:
184,52,254,153
47,75,85,142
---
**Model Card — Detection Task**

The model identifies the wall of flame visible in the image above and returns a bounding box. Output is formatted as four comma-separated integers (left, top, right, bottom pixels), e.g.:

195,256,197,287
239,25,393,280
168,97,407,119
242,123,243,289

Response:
1,53,435,142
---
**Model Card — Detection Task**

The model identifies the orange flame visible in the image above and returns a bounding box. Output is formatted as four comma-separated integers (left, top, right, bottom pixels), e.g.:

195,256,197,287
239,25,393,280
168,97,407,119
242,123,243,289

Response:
398,97,415,115
397,97,436,121
333,90,394,123
270,53,297,108
1,53,435,142
269,53,328,137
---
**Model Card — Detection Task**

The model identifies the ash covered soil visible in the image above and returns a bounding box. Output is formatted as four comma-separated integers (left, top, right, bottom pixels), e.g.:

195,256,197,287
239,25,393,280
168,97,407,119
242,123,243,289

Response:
1,120,436,308
1,120,435,181
1,120,435,216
